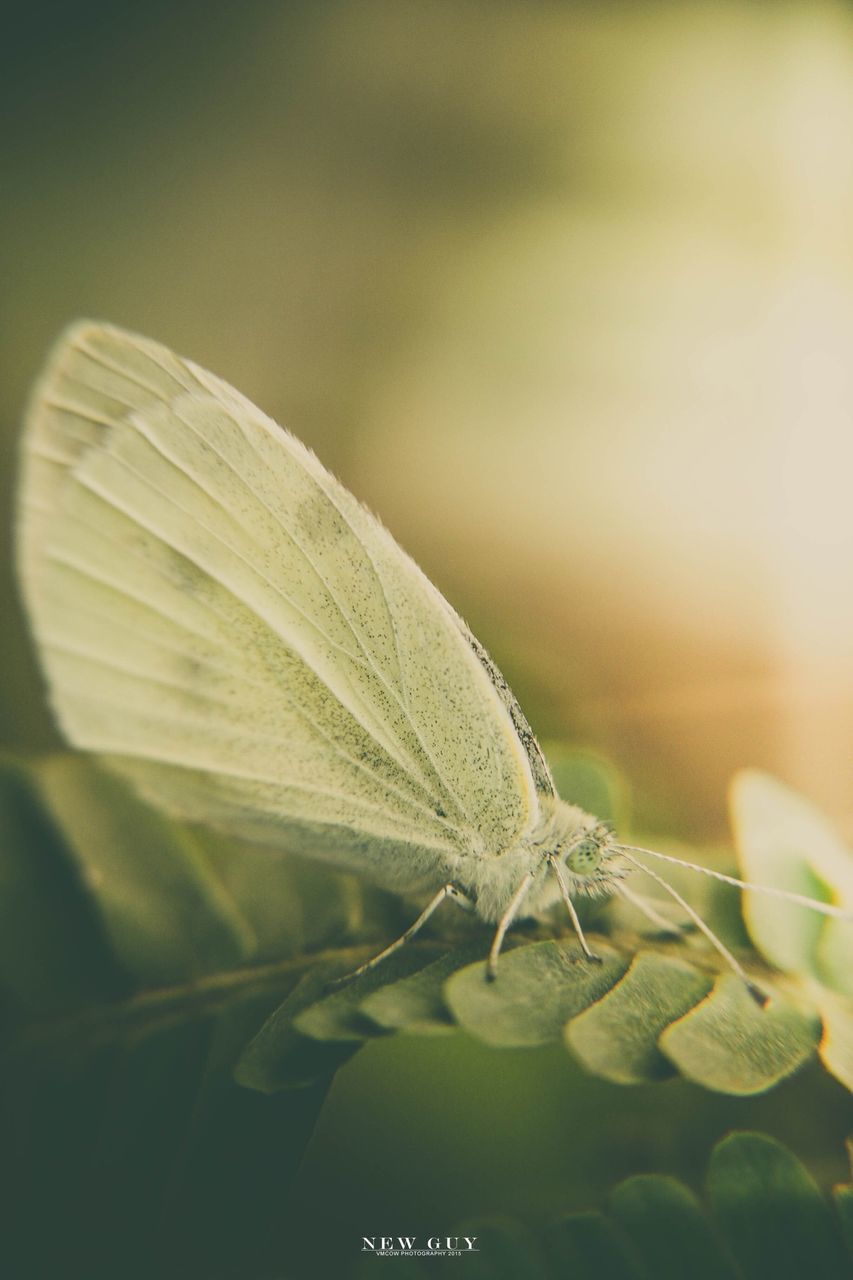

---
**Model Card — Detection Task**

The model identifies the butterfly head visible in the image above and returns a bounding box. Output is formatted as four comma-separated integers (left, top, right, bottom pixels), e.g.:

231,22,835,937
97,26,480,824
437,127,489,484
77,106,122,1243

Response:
559,821,627,896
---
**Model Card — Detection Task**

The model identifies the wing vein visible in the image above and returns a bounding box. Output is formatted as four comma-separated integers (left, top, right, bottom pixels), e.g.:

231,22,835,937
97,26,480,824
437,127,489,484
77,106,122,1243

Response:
162,397,473,826
107,414,461,812
37,395,118,429
51,480,463,829
97,747,455,849
76,459,406,749
75,335,190,401
43,628,462,837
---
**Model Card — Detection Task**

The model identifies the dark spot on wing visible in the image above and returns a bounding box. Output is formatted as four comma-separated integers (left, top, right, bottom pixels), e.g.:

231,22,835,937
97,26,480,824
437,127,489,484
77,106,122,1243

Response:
295,489,347,546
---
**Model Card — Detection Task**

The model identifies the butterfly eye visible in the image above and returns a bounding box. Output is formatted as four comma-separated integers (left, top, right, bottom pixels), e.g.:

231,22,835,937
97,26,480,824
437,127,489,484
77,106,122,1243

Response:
567,837,602,876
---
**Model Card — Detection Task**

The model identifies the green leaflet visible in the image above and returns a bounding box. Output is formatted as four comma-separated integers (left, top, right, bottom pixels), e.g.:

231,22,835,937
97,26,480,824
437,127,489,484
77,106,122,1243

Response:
708,1132,851,1280
731,770,853,993
545,1133,853,1280
609,1175,738,1280
445,941,628,1047
360,941,490,1034
567,953,713,1084
294,948,436,1041
32,755,256,984
234,964,368,1092
545,744,631,830
661,975,820,1095
0,760,125,1017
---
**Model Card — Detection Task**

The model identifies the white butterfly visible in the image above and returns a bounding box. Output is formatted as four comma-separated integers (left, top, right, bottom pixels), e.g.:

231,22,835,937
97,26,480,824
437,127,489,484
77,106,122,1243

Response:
17,322,849,994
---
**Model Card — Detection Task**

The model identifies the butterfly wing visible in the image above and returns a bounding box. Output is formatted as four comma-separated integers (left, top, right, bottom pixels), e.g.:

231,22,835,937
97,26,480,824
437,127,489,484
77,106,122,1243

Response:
17,322,549,888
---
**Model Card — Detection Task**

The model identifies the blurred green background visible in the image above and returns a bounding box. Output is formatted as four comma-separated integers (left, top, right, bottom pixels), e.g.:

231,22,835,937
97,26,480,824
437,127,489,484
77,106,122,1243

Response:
3,2,853,1276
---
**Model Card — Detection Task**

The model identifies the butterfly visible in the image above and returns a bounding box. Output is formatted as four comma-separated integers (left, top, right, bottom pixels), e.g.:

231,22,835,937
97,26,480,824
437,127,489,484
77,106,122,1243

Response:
17,322,849,996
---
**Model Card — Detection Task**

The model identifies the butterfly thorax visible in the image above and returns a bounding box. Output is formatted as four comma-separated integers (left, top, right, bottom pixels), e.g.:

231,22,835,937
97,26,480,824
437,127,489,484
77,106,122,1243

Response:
454,796,626,923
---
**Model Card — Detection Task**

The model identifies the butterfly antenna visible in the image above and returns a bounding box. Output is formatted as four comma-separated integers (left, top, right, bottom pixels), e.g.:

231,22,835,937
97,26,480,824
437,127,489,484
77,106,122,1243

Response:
619,851,768,1005
617,843,853,921
615,882,684,936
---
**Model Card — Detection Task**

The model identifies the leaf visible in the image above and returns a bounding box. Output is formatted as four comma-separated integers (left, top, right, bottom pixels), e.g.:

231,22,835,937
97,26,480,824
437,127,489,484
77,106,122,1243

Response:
294,948,437,1042
567,953,713,1084
444,940,628,1047
195,824,372,963
361,941,489,1035
707,1132,851,1280
730,770,853,991
234,964,364,1092
609,1175,738,1280
543,1133,853,1280
545,745,631,829
661,975,820,1095
235,945,448,1091
31,755,255,985
0,760,125,1020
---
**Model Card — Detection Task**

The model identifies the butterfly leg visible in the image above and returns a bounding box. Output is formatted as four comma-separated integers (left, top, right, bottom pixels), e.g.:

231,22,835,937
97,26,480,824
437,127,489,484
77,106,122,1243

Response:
546,854,602,963
327,883,473,989
486,871,538,980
